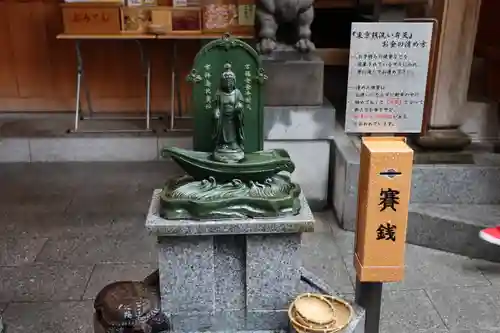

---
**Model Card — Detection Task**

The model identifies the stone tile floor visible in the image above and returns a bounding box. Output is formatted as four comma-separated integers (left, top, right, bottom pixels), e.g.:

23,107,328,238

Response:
1,162,500,333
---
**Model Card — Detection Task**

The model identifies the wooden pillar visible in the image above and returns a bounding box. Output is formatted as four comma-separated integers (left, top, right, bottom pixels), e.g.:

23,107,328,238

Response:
417,0,482,149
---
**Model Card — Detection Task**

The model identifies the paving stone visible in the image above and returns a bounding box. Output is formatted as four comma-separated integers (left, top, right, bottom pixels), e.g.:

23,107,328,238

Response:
1,300,93,333
332,228,355,257
0,264,93,302
396,245,491,290
427,286,500,331
301,233,354,293
0,236,47,266
342,243,491,291
0,211,146,240
35,232,157,264
0,212,65,238
83,263,156,299
0,193,72,216
0,162,496,332
0,168,80,197
311,211,335,233
449,328,500,333
65,187,154,215
380,289,447,333
471,259,500,287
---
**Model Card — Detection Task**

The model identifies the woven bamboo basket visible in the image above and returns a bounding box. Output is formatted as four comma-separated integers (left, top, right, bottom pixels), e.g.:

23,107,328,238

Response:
288,293,354,333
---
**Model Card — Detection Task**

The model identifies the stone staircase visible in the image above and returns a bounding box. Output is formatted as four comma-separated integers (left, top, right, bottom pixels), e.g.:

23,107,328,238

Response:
332,126,500,262
408,204,500,262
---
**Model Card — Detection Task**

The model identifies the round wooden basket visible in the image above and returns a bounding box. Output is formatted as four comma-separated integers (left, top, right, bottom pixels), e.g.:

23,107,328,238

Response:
288,293,354,333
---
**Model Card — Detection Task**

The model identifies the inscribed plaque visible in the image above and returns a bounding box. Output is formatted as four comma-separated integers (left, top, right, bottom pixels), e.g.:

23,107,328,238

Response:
345,22,433,133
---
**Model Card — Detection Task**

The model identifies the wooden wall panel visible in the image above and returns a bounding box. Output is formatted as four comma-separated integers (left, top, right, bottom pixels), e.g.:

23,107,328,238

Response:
9,1,54,98
0,0,195,113
0,0,18,97
44,0,76,100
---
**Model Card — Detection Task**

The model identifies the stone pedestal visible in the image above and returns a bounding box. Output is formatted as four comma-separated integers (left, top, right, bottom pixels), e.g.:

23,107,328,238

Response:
146,189,315,332
263,100,336,210
414,128,472,150
261,50,324,106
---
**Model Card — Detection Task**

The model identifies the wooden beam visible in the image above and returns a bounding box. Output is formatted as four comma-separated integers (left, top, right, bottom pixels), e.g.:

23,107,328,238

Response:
429,0,482,127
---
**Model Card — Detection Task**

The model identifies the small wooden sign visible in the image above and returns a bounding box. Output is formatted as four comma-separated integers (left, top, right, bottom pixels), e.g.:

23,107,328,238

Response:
237,0,255,26
354,137,413,282
61,3,122,35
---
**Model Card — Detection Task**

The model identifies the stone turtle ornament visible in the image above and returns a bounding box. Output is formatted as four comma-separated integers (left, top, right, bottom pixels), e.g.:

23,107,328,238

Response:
255,0,316,54
93,281,169,333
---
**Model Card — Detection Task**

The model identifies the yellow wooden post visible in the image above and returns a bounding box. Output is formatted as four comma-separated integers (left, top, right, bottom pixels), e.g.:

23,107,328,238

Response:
354,136,414,282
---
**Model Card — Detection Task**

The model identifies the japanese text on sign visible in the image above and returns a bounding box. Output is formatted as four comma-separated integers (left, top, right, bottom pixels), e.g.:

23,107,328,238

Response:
345,22,433,133
72,12,110,23
379,188,400,212
377,187,400,241
376,223,397,242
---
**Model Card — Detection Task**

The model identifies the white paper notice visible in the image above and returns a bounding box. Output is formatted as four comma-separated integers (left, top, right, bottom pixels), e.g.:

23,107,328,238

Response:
345,22,433,134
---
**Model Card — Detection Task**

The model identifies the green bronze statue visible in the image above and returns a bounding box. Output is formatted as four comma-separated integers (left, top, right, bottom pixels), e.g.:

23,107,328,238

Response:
159,33,302,220
212,63,245,163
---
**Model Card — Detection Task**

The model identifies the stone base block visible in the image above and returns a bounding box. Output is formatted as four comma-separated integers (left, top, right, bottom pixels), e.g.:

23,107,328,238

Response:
168,306,365,332
147,190,315,332
261,51,324,106
169,309,289,332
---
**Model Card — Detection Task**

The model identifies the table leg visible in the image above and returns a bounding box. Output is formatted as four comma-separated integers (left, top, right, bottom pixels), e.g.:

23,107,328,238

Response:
69,39,158,134
136,40,152,131
76,40,95,119
74,40,83,132
169,40,177,131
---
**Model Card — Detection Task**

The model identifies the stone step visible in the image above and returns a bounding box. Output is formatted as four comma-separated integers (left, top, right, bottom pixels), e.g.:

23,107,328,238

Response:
332,124,500,234
408,203,500,262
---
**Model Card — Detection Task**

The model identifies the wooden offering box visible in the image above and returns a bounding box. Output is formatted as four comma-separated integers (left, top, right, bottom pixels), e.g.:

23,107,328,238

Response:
61,3,122,34
202,0,238,33
121,7,152,33
172,7,202,33
201,0,254,35
150,7,202,34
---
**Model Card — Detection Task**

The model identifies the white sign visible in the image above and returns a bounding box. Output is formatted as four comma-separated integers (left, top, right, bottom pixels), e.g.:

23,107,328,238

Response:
345,22,433,133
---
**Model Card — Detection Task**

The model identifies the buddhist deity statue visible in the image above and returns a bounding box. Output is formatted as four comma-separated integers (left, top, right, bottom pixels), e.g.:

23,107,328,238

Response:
159,34,302,220
212,63,245,163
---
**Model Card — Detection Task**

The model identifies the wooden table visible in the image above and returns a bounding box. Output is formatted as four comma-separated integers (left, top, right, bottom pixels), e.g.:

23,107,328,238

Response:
57,32,254,132
57,33,157,133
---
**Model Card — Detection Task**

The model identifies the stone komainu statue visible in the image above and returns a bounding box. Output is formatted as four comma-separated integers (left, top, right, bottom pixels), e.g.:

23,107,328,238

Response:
255,0,315,54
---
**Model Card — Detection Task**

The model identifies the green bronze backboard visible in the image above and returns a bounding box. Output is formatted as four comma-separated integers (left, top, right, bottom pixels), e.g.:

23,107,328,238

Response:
187,34,267,154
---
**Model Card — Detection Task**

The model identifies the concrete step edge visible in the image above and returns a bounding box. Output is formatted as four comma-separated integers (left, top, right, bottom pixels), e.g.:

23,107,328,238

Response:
407,207,500,262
